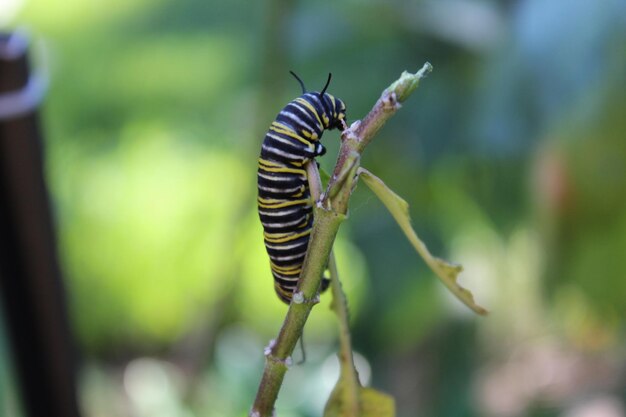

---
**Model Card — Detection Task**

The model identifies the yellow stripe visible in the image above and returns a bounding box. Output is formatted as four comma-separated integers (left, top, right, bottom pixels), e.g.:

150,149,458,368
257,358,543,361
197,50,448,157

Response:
295,98,323,128
258,165,302,174
257,198,310,209
328,94,335,110
274,283,293,298
263,228,311,243
321,113,330,127
258,159,306,174
258,158,283,167
271,263,302,273
271,122,315,148
259,163,305,172
296,219,309,228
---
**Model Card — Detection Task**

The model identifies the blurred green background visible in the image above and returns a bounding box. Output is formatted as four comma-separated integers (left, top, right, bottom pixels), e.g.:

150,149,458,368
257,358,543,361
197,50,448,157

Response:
2,0,626,416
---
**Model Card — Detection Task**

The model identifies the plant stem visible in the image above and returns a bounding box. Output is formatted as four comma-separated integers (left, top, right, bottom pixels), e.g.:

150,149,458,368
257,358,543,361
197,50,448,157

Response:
311,162,361,416
328,251,360,416
250,63,433,417
326,62,432,213
251,202,344,416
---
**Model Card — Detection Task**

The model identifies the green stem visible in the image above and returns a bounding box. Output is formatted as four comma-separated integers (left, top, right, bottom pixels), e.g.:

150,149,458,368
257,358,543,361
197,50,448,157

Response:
312,162,361,415
328,252,360,416
251,207,344,416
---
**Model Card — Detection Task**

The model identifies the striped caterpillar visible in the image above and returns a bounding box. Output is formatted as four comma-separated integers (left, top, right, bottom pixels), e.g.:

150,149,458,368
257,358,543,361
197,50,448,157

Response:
257,72,347,303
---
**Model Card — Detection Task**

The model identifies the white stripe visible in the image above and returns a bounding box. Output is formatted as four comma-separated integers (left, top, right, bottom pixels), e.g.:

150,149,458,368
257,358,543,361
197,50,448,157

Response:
288,101,322,130
279,110,315,132
258,207,302,217
305,93,325,109
262,144,303,160
258,184,303,194
270,252,306,262
272,272,300,281
258,171,305,182
265,131,310,152
265,239,309,251
262,215,307,229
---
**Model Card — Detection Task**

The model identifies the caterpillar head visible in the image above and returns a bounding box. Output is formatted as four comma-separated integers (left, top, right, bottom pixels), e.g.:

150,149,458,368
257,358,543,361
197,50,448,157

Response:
320,93,347,131
290,71,347,131
317,73,346,131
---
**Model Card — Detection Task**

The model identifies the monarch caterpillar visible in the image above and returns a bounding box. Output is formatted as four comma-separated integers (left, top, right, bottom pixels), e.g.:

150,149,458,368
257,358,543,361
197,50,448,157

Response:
257,72,347,303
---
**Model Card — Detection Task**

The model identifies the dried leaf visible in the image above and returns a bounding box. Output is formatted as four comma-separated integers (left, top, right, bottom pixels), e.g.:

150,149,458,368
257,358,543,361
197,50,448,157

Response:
359,168,488,315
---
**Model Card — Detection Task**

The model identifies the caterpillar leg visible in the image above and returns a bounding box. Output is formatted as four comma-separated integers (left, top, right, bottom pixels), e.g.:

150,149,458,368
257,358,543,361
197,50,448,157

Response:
320,269,331,292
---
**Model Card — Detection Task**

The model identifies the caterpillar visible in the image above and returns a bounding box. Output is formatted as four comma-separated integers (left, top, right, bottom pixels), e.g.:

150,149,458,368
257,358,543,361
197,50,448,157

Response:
257,72,347,303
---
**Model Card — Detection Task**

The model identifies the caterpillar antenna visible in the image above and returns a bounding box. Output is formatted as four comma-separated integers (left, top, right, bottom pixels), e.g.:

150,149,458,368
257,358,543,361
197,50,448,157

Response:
289,70,307,94
320,73,332,96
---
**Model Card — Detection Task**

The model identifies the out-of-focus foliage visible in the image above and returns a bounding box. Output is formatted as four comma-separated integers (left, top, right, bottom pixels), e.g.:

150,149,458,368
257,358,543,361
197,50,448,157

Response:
2,0,625,416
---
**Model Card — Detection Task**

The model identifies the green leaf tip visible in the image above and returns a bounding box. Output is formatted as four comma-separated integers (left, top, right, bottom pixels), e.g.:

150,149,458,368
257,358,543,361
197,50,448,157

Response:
358,168,488,316
385,62,433,102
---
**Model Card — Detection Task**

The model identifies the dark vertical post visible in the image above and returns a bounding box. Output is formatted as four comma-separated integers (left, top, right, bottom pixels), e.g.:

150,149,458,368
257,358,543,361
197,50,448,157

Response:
0,32,81,417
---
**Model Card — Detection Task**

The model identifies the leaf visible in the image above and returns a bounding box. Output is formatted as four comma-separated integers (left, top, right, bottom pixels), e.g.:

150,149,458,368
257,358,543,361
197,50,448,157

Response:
323,380,350,417
358,168,488,316
324,381,395,417
360,387,395,417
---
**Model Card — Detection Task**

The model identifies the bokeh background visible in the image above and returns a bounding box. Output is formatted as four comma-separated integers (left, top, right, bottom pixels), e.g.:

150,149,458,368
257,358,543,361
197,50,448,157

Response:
2,0,626,416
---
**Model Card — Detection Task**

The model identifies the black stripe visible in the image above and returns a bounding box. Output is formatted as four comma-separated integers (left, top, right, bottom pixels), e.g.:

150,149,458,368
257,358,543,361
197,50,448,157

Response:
270,252,307,268
303,93,326,117
264,131,311,156
259,210,310,228
283,102,323,136
262,214,309,233
264,233,310,257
